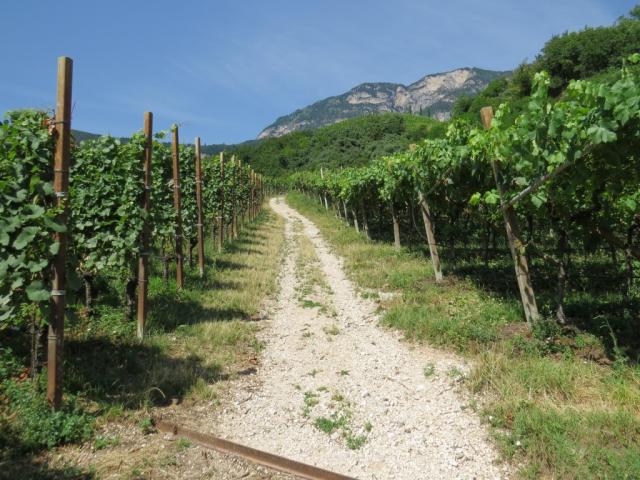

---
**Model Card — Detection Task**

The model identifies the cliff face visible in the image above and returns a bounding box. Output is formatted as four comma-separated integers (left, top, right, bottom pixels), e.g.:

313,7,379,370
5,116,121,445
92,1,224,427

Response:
258,67,508,138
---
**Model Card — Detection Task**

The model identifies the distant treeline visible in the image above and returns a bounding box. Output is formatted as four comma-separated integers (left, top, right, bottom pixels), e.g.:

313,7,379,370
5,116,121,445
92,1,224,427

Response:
228,114,446,177
452,6,640,123
71,129,231,156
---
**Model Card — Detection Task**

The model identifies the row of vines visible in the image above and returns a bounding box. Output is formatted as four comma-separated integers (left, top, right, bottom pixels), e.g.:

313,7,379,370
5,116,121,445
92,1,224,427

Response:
285,59,640,336
0,58,264,409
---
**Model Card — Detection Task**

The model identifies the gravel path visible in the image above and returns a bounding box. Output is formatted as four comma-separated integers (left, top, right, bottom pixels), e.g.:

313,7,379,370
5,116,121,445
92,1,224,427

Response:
216,197,509,479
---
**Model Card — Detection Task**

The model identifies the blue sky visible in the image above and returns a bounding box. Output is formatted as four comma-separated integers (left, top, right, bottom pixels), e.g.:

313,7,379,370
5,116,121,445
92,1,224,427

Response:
1,0,636,144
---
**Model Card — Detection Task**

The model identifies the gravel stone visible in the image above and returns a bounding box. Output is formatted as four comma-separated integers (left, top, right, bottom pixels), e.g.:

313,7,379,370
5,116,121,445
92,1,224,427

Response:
214,198,511,479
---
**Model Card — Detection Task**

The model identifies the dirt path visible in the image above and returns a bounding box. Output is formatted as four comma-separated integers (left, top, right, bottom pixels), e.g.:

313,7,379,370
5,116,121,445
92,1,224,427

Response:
216,197,509,479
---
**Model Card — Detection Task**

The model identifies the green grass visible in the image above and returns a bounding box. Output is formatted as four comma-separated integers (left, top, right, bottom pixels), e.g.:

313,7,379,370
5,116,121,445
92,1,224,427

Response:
423,363,435,378
0,377,94,450
301,299,323,309
314,414,348,434
287,192,640,479
175,438,192,452
345,433,367,450
302,391,320,417
93,435,120,451
309,393,370,450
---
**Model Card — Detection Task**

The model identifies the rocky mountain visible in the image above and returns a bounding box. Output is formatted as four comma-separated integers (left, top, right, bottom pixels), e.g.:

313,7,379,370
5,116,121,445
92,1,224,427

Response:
258,67,509,139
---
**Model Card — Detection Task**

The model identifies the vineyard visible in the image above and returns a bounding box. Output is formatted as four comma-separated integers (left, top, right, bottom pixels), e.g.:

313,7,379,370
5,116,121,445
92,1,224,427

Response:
1,41,640,480
2,111,264,330
286,60,640,348
1,56,268,460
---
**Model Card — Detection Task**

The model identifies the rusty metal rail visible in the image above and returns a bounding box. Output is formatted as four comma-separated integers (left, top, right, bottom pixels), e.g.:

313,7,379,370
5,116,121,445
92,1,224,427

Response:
156,420,356,480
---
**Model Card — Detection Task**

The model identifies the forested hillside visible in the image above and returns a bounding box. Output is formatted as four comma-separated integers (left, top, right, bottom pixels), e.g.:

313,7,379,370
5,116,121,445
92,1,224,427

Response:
230,113,446,177
452,7,640,124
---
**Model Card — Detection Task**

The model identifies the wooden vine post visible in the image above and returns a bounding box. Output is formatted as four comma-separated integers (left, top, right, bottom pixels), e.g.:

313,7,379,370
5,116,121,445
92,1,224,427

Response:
247,170,251,221
320,167,328,210
360,199,370,239
218,152,225,251
256,172,260,217
171,125,184,288
231,155,238,239
351,205,360,233
252,171,257,217
480,106,539,324
195,137,205,277
250,170,256,220
342,200,349,225
417,190,443,282
255,172,259,219
136,112,153,340
251,171,256,219
391,202,401,248
238,158,245,227
47,56,73,410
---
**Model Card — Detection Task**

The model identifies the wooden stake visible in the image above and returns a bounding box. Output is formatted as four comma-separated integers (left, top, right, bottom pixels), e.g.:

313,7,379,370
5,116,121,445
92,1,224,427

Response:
391,202,401,248
360,199,370,239
238,159,245,227
254,172,257,219
320,167,328,210
231,155,238,239
218,152,225,251
171,125,184,289
352,207,360,233
136,112,153,340
250,170,255,220
48,56,73,410
195,137,205,277
247,170,252,220
417,191,443,282
480,106,539,323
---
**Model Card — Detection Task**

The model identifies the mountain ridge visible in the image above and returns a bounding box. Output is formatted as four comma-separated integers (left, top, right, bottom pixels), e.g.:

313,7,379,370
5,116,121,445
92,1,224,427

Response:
258,67,510,139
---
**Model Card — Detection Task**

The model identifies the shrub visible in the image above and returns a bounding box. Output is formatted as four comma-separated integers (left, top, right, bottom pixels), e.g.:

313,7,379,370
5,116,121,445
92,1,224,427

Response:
1,376,93,450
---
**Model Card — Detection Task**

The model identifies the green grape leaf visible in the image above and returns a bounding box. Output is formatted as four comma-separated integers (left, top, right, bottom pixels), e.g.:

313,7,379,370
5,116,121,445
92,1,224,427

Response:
13,226,39,250
25,280,50,302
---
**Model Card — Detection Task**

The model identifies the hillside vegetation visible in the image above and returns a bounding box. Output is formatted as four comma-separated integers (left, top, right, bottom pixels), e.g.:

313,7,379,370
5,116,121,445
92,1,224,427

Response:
230,113,446,177
452,7,640,124
71,129,228,156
